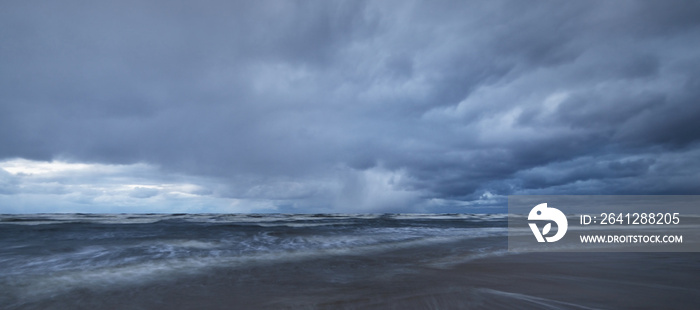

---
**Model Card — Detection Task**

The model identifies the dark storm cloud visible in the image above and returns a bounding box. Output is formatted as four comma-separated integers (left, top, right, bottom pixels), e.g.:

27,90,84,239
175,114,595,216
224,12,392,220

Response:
1,0,699,212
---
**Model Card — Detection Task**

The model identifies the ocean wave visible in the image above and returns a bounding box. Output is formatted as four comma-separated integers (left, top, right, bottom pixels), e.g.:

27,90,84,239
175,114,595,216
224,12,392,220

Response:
0,213,509,305
0,213,507,225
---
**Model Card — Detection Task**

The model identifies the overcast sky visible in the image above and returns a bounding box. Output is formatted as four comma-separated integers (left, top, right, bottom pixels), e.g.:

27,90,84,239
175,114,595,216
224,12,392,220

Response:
1,1,699,213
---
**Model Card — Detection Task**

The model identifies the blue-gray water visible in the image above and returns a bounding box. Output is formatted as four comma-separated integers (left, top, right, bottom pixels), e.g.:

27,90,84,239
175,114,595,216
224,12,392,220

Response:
1,214,698,309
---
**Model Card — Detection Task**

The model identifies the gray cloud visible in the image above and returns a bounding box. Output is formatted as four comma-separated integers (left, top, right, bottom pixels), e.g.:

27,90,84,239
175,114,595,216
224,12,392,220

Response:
1,0,699,213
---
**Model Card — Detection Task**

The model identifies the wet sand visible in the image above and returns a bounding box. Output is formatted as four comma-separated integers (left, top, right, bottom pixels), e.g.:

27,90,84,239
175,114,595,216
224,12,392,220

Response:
10,238,700,310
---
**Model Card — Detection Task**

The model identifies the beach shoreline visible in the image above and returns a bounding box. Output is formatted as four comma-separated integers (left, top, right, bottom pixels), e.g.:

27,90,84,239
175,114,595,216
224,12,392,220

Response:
7,238,699,310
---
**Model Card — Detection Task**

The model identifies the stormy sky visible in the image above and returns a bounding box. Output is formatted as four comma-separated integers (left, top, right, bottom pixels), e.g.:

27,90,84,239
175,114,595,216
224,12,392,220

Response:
1,1,699,213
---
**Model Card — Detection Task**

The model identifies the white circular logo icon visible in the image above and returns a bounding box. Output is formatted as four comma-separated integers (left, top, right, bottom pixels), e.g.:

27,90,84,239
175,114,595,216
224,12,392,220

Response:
528,203,568,242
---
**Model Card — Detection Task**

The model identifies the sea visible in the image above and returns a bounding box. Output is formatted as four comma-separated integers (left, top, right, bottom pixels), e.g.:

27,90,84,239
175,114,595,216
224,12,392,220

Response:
1,213,699,309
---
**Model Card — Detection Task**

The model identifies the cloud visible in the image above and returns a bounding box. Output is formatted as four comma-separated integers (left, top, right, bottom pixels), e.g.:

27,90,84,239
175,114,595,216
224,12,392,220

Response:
0,159,239,213
1,1,699,213
0,168,19,195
